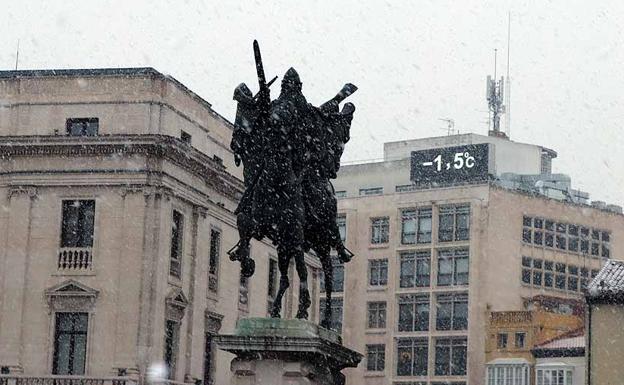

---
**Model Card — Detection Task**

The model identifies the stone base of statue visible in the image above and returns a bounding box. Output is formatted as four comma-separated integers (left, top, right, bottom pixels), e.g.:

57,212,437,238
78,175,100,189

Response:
214,318,362,385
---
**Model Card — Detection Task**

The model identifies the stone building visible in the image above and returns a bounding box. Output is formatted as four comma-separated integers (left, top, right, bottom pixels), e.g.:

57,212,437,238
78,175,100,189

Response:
484,296,584,384
331,133,624,385
586,259,624,385
0,68,320,384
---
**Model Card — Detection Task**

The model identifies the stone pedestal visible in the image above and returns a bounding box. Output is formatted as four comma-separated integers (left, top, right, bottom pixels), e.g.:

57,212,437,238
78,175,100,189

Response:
215,318,362,385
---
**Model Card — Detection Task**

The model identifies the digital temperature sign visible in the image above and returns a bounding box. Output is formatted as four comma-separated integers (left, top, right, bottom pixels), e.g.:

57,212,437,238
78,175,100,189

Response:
410,143,491,185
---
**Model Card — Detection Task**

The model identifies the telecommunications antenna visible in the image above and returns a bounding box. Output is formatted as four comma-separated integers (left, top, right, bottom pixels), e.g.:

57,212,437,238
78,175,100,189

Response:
438,118,457,136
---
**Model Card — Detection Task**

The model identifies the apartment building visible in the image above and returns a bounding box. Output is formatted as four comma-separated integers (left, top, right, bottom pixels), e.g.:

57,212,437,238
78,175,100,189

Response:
330,133,624,385
586,260,624,385
0,68,320,385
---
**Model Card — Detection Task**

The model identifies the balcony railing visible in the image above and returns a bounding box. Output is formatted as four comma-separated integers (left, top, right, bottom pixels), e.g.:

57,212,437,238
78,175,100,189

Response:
490,311,533,324
58,247,93,271
0,375,136,385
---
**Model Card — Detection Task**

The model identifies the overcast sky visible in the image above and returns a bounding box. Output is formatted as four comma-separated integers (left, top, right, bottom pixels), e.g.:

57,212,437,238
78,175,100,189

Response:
1,0,622,205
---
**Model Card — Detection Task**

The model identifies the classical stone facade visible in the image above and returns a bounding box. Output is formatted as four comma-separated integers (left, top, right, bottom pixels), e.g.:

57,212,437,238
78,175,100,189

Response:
0,68,320,384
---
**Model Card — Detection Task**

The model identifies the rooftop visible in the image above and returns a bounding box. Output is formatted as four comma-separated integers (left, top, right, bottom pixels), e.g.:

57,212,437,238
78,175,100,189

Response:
587,260,624,303
0,67,236,127
532,327,585,358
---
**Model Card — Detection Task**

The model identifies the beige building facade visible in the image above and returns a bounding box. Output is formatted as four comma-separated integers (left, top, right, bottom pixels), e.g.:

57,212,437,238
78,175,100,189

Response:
0,68,320,384
586,260,624,385
331,134,624,385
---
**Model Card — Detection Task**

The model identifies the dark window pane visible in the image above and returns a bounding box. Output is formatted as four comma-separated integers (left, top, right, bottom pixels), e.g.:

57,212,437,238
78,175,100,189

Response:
522,269,531,284
522,229,532,243
534,218,544,228
545,233,554,247
53,312,88,375
437,301,451,330
435,343,450,376
451,342,467,375
555,275,566,289
534,231,543,245
522,256,532,267
61,200,95,248
523,216,533,227
544,272,554,287
66,118,99,136
438,214,454,242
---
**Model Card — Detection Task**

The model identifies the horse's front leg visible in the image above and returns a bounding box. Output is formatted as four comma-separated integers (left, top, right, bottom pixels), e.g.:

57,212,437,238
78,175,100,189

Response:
229,211,255,278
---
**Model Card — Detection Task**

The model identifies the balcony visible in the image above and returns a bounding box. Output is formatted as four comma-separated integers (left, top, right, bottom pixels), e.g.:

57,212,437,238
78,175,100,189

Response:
0,376,193,385
490,311,533,325
0,376,136,385
58,247,93,271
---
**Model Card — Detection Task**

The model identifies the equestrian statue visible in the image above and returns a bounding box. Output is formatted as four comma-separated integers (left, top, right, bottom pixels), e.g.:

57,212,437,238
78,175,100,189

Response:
228,40,357,329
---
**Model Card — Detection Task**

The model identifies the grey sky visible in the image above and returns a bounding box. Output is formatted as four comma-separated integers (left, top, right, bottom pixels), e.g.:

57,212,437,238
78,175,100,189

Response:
1,0,622,205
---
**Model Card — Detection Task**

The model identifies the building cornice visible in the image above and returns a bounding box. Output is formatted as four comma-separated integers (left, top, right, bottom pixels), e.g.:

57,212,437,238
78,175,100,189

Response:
0,134,244,200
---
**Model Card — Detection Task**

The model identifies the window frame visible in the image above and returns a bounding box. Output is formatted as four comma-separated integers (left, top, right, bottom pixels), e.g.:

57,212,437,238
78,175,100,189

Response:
60,199,96,248
169,210,184,278
367,301,387,329
52,312,89,375
438,204,470,242
371,217,390,244
398,294,429,332
365,344,386,372
66,117,99,136
369,258,388,286
399,251,431,288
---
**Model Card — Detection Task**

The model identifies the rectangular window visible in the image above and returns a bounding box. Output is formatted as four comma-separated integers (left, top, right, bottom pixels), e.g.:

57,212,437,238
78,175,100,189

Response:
337,215,347,242
497,333,508,349
399,251,430,288
181,130,192,144
53,312,88,375
333,258,344,292
320,257,344,293
319,298,343,333
515,332,526,348
359,187,383,196
203,334,215,385
366,344,385,371
436,293,468,331
435,338,467,376
536,368,574,385
437,249,469,286
369,259,388,286
438,204,470,242
367,301,387,329
335,190,347,198
371,217,389,244
397,338,428,376
208,229,221,292
401,208,432,244
61,200,95,248
398,294,429,332
66,117,99,136
164,319,180,379
169,210,184,278
267,258,278,313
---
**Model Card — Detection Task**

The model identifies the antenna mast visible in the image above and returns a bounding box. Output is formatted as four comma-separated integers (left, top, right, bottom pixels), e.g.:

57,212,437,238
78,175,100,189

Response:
486,48,507,139
14,39,20,71
438,118,457,136
505,12,511,137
